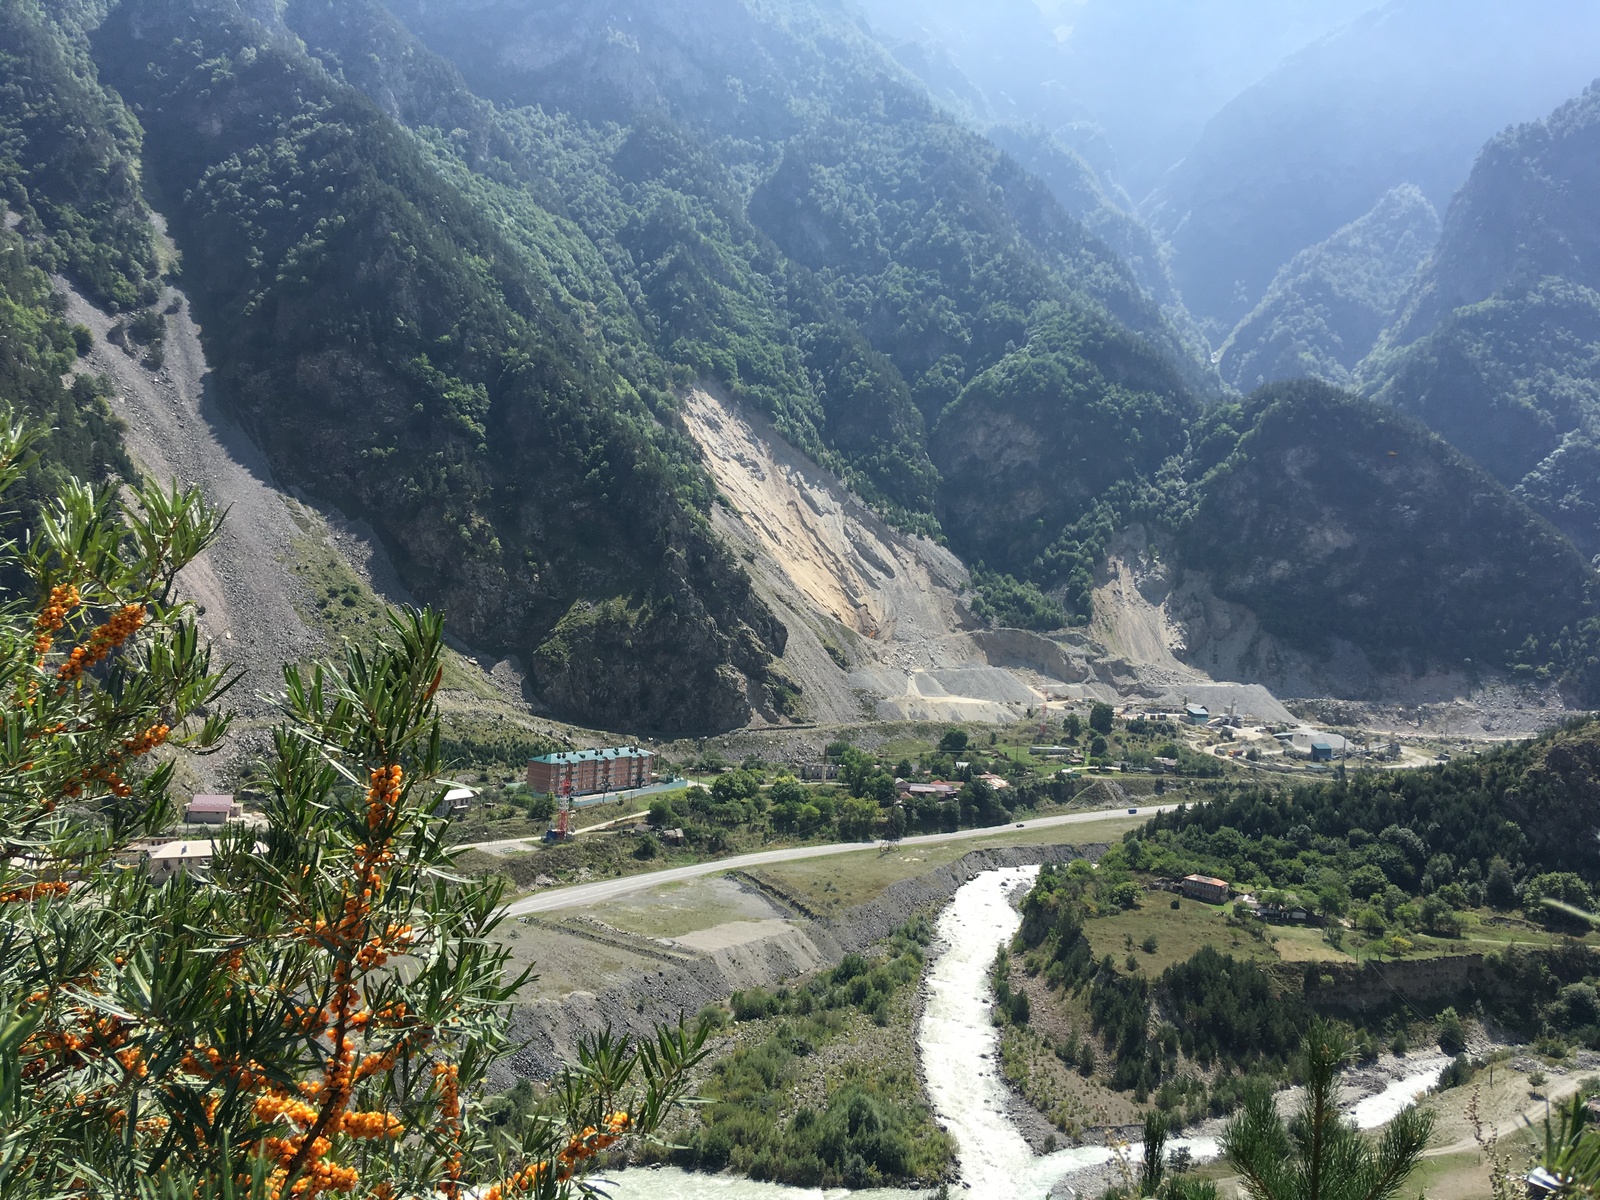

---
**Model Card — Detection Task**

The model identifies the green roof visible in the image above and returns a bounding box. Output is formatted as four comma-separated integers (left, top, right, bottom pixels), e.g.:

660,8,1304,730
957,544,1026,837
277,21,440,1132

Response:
529,747,651,765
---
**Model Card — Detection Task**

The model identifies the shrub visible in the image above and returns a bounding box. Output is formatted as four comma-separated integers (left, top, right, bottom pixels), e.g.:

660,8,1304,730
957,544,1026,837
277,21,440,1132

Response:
0,419,704,1197
1436,1054,1476,1090
1437,1008,1467,1055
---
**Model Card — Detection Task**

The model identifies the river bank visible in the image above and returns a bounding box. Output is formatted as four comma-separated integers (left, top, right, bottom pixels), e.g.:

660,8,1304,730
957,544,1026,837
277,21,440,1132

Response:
494,843,1107,1083
591,861,1487,1198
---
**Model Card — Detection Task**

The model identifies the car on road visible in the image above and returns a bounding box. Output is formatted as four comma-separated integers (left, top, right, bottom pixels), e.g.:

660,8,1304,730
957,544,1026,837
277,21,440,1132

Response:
1015,822,1024,828
1128,807,1138,814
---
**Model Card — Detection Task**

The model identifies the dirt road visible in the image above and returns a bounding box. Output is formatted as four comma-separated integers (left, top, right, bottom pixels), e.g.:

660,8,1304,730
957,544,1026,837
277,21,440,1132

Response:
502,803,1180,916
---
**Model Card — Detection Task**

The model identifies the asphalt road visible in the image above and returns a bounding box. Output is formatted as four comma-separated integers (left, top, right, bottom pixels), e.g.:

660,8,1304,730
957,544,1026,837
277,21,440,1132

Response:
502,802,1181,916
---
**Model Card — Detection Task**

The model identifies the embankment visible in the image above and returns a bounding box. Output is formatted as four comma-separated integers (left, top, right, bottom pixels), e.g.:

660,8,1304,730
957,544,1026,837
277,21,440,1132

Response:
1279,943,1599,1014
495,842,1104,1083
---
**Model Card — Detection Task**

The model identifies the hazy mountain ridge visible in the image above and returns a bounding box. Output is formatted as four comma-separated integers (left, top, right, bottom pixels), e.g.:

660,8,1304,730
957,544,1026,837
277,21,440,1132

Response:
1146,0,1600,336
1364,83,1600,560
1381,81,1600,350
1220,185,1439,393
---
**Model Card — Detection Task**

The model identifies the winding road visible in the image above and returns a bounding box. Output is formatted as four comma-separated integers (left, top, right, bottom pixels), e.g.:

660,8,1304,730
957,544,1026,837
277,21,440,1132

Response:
503,803,1180,916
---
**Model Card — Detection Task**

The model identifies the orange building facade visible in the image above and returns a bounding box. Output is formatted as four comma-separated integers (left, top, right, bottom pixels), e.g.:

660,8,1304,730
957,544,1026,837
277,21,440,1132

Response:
527,747,653,797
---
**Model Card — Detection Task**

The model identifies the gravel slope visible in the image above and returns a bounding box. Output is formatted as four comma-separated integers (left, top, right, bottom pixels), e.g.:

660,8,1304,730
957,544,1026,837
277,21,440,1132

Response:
58,265,320,714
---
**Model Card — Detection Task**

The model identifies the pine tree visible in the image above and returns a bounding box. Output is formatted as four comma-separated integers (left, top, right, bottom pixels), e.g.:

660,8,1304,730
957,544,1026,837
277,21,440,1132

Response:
1221,1019,1431,1200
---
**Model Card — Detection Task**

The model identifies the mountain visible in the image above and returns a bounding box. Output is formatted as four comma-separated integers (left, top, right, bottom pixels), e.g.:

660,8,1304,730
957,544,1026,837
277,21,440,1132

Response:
983,124,1194,344
1,0,1596,731
856,0,1382,200
1219,185,1439,393
931,310,1196,616
1365,84,1600,558
0,0,157,310
373,0,1216,396
1145,0,1600,337
1382,83,1600,349
1181,381,1598,687
94,0,787,734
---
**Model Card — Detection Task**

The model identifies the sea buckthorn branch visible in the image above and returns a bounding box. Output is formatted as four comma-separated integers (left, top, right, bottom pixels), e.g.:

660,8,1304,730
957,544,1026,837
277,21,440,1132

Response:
0,443,672,1200
0,419,246,1195
474,1022,709,1200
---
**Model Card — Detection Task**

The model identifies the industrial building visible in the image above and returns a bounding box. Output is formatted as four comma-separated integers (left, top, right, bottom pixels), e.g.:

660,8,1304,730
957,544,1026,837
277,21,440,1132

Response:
527,747,653,797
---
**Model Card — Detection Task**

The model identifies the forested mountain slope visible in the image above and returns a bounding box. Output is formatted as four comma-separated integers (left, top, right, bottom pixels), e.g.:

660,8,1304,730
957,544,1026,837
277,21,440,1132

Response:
94,0,787,734
0,0,157,310
1181,381,1598,688
378,0,1218,412
1365,84,1600,559
1145,0,1600,336
292,0,1235,629
1219,185,1438,393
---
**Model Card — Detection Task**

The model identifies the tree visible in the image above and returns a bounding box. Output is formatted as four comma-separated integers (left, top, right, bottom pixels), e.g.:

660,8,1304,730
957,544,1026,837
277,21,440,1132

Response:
0,414,705,1198
1485,856,1517,909
1436,1007,1467,1055
838,796,881,840
1142,1109,1170,1197
769,774,806,807
1525,871,1596,921
1418,893,1462,937
1222,1019,1432,1200
1063,713,1083,738
938,729,969,755
1089,702,1115,734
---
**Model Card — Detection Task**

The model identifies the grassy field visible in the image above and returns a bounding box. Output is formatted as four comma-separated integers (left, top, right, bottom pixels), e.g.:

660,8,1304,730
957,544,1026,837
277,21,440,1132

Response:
1083,895,1282,975
750,814,1148,914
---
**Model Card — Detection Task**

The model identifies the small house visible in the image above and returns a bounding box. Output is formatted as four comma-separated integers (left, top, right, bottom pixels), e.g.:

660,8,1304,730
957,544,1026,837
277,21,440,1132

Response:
185,794,241,824
145,839,219,883
1309,742,1335,763
1180,873,1230,904
438,786,475,817
660,828,686,846
1184,704,1210,726
975,772,1010,791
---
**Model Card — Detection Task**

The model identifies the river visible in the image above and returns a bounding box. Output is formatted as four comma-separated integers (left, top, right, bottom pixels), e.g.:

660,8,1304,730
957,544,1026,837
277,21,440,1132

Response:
601,866,1439,1199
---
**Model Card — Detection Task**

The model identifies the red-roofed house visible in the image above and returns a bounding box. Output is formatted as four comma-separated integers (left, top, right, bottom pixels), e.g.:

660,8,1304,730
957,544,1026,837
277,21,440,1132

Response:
1181,874,1230,904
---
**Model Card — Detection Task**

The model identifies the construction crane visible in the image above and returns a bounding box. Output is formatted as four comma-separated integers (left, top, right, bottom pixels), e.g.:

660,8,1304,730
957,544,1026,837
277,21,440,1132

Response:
544,767,575,842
